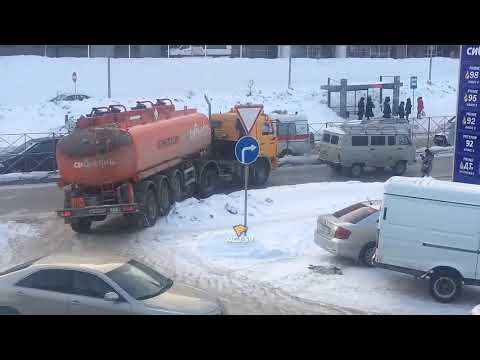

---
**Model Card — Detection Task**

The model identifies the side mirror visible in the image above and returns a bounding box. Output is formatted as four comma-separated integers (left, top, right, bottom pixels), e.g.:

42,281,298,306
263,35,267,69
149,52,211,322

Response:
104,292,120,302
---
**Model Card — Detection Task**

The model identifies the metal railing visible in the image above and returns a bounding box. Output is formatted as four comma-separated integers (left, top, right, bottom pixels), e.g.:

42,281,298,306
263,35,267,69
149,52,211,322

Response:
0,132,65,174
307,115,456,151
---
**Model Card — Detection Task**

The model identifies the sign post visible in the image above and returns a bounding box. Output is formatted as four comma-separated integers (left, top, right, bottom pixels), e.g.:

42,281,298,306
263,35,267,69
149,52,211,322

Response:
410,76,417,112
232,104,263,239
72,72,77,95
234,136,260,237
453,45,480,184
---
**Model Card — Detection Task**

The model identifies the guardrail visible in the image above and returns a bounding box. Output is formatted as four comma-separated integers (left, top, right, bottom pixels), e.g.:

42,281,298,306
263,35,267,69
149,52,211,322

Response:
0,131,66,174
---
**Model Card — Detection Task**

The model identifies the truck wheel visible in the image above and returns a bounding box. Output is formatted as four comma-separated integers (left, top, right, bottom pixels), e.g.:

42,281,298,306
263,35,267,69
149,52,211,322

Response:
142,189,158,227
392,161,407,176
350,164,364,177
429,270,463,303
250,159,270,186
198,167,217,199
359,242,376,267
158,179,171,217
170,172,183,204
70,218,92,233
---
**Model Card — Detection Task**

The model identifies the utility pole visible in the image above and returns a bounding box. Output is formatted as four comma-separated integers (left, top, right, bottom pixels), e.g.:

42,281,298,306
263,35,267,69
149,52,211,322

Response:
107,57,111,98
167,45,170,58
288,45,292,89
428,45,433,84
240,45,243,58
44,45,47,57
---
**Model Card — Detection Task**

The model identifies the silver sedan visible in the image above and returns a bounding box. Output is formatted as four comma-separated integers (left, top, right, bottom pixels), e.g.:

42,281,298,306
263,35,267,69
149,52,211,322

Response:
0,254,223,315
314,200,381,266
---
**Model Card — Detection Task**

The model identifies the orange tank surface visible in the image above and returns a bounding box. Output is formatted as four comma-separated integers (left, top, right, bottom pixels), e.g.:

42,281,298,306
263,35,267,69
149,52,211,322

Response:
57,100,212,186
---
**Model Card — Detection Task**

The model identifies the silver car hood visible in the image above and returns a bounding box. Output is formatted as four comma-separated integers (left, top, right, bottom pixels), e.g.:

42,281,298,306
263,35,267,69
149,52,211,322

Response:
142,283,221,315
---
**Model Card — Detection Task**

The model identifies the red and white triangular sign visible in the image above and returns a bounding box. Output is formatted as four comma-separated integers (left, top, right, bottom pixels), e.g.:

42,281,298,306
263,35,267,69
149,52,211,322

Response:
235,104,264,134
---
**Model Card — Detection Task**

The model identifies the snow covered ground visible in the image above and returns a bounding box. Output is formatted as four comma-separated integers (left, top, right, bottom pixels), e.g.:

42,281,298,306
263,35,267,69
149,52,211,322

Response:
0,221,39,268
0,56,458,135
130,181,479,315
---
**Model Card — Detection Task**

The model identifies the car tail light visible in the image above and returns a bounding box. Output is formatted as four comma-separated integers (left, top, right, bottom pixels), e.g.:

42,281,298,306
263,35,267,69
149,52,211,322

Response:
63,211,72,217
334,226,351,240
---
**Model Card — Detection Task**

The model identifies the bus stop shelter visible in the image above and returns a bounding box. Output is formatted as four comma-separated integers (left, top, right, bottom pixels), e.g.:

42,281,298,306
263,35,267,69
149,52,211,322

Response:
321,76,403,119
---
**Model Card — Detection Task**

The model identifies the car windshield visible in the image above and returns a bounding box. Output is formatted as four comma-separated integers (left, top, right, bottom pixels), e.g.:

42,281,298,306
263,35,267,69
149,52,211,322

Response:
106,260,173,301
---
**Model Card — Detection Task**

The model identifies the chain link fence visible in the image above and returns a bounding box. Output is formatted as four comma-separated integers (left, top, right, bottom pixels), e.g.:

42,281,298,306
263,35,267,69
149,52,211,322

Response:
0,131,67,174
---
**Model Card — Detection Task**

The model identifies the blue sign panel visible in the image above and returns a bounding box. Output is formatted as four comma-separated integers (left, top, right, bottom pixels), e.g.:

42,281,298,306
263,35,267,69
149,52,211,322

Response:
410,76,417,89
235,136,260,165
453,45,480,184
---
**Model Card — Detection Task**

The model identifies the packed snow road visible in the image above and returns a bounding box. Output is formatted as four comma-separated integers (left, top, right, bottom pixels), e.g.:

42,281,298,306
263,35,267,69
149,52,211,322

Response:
0,154,454,216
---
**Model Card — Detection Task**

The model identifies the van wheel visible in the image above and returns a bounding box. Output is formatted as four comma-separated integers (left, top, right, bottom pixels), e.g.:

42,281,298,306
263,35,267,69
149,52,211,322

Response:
350,164,364,177
158,179,171,217
329,164,342,173
429,270,463,303
279,149,294,158
70,218,92,233
392,161,407,176
359,242,376,267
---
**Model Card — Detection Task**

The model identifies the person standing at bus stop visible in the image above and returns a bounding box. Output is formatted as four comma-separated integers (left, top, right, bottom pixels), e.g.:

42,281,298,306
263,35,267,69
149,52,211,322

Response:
405,98,412,121
417,96,424,119
365,96,375,120
357,97,365,120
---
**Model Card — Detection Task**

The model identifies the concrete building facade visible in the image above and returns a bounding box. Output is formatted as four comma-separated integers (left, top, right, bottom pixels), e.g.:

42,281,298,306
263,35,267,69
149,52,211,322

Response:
0,45,460,59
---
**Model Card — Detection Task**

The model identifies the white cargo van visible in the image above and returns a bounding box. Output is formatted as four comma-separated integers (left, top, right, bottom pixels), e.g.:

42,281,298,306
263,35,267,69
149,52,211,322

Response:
375,176,480,303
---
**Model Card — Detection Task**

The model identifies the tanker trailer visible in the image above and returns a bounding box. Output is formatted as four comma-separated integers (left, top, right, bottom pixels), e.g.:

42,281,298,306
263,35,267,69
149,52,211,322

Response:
56,98,278,233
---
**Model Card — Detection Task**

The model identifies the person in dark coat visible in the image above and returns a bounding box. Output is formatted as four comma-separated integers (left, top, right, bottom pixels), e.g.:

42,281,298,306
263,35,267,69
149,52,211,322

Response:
383,97,392,119
365,96,375,120
357,97,365,120
405,98,412,121
420,148,434,177
398,101,405,119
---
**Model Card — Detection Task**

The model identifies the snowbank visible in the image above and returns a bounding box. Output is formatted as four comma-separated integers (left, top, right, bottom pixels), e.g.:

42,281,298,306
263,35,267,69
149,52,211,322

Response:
0,56,459,134
139,181,479,314
0,221,38,269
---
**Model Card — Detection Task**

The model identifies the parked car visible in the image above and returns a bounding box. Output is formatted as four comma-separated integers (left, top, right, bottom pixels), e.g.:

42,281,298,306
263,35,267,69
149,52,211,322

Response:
375,176,480,303
0,136,59,174
0,254,224,315
314,200,382,266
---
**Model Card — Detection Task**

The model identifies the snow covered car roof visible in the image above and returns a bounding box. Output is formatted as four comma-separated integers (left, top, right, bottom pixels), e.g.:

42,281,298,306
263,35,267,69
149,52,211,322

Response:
384,177,480,207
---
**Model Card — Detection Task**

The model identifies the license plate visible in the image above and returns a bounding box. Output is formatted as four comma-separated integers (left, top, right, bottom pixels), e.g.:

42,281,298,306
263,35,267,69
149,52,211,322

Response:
89,208,107,215
110,207,121,214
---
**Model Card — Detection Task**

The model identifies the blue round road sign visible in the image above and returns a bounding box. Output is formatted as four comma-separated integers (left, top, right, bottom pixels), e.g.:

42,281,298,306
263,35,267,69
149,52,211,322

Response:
235,136,260,165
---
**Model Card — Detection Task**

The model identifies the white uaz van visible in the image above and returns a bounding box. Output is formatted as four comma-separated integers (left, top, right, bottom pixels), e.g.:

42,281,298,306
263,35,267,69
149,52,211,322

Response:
318,120,416,177
375,176,480,303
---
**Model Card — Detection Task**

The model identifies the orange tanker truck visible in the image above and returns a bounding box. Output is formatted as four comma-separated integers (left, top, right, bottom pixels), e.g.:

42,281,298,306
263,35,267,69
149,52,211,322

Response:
56,97,278,233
